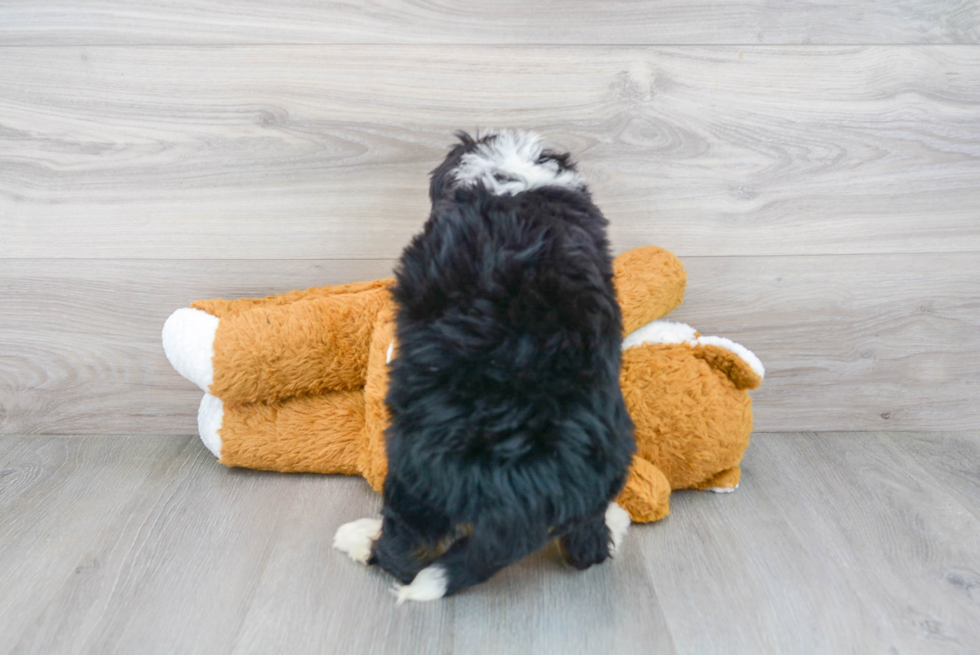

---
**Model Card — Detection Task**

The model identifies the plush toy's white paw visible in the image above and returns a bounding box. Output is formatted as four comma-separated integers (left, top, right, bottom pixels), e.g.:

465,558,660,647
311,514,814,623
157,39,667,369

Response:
392,566,448,605
605,502,631,556
198,394,224,458
162,307,219,392
706,483,739,494
333,518,383,565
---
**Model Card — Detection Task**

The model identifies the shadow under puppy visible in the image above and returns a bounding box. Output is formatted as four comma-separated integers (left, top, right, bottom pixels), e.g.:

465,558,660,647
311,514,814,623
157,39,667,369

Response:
334,131,636,603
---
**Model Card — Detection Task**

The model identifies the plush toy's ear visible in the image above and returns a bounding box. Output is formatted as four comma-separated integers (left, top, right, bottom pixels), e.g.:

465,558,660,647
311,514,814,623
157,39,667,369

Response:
624,319,765,391
613,246,687,335
694,344,764,390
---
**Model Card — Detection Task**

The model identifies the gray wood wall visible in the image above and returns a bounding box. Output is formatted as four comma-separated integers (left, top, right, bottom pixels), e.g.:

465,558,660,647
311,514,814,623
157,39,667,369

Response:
1,2,978,434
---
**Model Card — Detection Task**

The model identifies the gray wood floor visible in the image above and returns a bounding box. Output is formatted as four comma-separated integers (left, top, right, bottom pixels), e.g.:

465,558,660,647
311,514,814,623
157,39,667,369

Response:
2,432,979,655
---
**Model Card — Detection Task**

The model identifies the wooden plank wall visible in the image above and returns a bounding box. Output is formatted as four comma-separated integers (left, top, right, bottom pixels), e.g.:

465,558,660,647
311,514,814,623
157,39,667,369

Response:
1,3,978,434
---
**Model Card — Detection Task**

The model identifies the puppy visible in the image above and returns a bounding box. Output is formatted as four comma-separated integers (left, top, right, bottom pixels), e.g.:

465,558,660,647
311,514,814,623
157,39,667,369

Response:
334,130,635,603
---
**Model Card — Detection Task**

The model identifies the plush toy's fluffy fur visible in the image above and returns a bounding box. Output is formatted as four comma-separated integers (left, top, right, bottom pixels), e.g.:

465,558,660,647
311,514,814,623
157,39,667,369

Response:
163,244,765,583
356,131,636,601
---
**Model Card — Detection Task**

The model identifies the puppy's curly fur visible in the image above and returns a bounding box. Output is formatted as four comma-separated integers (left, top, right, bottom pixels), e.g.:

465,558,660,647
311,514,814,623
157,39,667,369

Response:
338,131,635,601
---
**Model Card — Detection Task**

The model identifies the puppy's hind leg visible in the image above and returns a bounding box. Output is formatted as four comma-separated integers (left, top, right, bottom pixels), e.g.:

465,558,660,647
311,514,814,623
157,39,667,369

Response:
370,510,450,585
393,519,548,604
558,502,631,570
335,510,448,585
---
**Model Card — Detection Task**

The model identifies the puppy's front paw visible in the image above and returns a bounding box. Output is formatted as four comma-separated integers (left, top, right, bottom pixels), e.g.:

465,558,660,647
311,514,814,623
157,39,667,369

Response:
333,518,382,564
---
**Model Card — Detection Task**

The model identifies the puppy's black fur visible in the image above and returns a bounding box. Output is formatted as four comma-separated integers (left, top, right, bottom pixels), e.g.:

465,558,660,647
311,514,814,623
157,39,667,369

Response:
370,132,635,597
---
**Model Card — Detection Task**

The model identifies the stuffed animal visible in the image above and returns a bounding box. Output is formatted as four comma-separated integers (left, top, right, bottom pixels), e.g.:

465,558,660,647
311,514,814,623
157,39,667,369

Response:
162,246,764,522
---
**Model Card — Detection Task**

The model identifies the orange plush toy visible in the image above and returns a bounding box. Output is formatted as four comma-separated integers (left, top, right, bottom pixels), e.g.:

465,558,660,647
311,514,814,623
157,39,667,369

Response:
162,246,764,523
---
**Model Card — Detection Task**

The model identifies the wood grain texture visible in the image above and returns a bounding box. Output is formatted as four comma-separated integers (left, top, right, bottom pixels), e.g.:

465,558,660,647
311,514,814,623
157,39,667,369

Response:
2,46,978,259
2,433,979,654
887,431,980,523
1,1,978,45
11,441,303,655
228,475,456,655
668,253,980,431
646,445,884,653
742,432,980,654
233,475,676,655
3,253,978,435
0,436,192,648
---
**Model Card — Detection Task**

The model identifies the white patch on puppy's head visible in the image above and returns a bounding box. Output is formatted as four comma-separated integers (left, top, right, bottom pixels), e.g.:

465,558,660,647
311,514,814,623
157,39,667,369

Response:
452,130,585,196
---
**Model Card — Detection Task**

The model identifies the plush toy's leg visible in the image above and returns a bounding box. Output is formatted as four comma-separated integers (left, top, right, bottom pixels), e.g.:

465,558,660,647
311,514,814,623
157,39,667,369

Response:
616,456,672,523
198,393,224,458
356,312,397,494
191,279,392,320
164,281,392,404
163,308,220,394
697,465,741,493
197,391,367,475
614,246,687,335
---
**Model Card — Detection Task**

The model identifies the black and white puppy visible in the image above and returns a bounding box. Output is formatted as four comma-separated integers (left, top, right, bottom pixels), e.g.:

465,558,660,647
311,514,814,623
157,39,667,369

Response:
334,130,635,603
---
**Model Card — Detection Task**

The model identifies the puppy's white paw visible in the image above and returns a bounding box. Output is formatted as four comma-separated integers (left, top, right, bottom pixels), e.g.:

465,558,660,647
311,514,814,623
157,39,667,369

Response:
197,393,224,458
605,502,631,556
706,483,739,494
392,566,448,605
333,518,382,564
162,307,218,392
